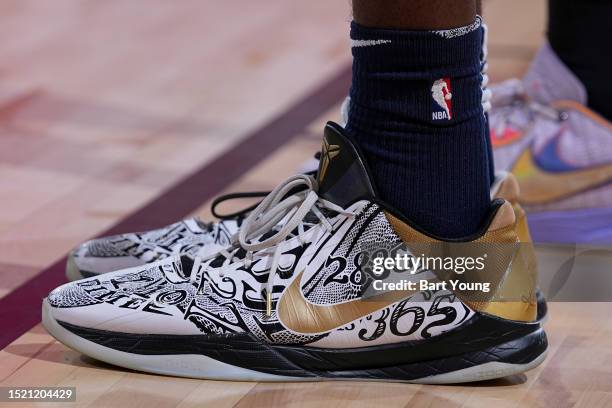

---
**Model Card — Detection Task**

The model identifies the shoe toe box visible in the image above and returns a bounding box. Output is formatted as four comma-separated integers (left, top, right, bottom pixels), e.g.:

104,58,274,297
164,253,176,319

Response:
47,260,202,336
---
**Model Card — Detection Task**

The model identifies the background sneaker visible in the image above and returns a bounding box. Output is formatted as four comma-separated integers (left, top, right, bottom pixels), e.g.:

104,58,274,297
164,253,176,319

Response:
67,218,240,281
489,43,612,244
44,122,547,383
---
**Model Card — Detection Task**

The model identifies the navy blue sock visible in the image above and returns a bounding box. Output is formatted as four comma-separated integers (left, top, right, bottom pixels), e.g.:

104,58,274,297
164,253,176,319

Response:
481,23,496,185
484,113,495,185
346,19,490,239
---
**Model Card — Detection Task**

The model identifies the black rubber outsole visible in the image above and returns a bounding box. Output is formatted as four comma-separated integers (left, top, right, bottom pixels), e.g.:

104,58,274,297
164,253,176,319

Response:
57,312,548,381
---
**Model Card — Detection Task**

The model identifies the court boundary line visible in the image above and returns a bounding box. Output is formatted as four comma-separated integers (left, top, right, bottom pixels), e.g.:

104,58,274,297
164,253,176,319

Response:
0,65,351,350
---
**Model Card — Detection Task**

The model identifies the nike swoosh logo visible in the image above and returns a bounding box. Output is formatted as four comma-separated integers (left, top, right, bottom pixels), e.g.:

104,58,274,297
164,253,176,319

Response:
278,271,433,334
512,138,612,205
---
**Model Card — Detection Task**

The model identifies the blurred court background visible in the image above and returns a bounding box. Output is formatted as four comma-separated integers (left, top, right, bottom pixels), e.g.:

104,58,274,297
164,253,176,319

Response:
3,1,611,407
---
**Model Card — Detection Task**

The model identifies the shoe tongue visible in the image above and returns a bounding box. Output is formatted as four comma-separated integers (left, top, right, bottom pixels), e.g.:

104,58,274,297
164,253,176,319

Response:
316,122,376,207
523,42,587,105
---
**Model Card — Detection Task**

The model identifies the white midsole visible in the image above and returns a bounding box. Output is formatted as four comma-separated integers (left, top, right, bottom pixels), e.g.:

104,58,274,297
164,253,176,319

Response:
42,299,546,383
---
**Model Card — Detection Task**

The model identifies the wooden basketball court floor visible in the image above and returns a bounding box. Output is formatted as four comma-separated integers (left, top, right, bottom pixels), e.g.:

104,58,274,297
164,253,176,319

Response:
1,1,611,407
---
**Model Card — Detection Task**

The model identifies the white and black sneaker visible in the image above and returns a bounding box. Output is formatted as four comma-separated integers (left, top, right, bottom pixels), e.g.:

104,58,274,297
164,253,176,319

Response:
44,122,547,383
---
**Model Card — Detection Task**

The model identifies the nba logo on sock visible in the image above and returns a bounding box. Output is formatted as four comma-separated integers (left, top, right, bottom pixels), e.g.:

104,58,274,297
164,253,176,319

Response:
431,78,453,121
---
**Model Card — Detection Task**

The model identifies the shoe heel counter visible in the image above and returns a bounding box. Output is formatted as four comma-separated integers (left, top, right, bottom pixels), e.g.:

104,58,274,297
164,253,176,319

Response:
387,201,537,322
487,174,539,322
481,203,538,323
493,172,528,242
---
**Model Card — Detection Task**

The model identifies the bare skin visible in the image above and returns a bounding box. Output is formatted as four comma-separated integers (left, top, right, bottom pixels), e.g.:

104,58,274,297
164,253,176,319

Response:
352,0,478,29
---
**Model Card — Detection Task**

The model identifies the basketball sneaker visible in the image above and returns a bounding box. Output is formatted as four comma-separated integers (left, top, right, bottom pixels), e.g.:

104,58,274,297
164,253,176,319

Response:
65,170,548,323
489,43,612,244
44,122,547,383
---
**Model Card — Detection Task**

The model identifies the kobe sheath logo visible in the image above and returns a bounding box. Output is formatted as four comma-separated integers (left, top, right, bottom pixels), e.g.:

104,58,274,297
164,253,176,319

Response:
431,78,453,121
318,139,340,182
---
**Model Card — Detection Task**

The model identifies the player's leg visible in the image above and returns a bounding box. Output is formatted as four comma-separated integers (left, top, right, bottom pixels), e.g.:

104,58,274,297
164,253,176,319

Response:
347,0,491,238
352,0,477,29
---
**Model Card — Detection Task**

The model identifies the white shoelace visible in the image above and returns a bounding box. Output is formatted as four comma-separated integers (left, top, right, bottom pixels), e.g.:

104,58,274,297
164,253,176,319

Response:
188,174,358,315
